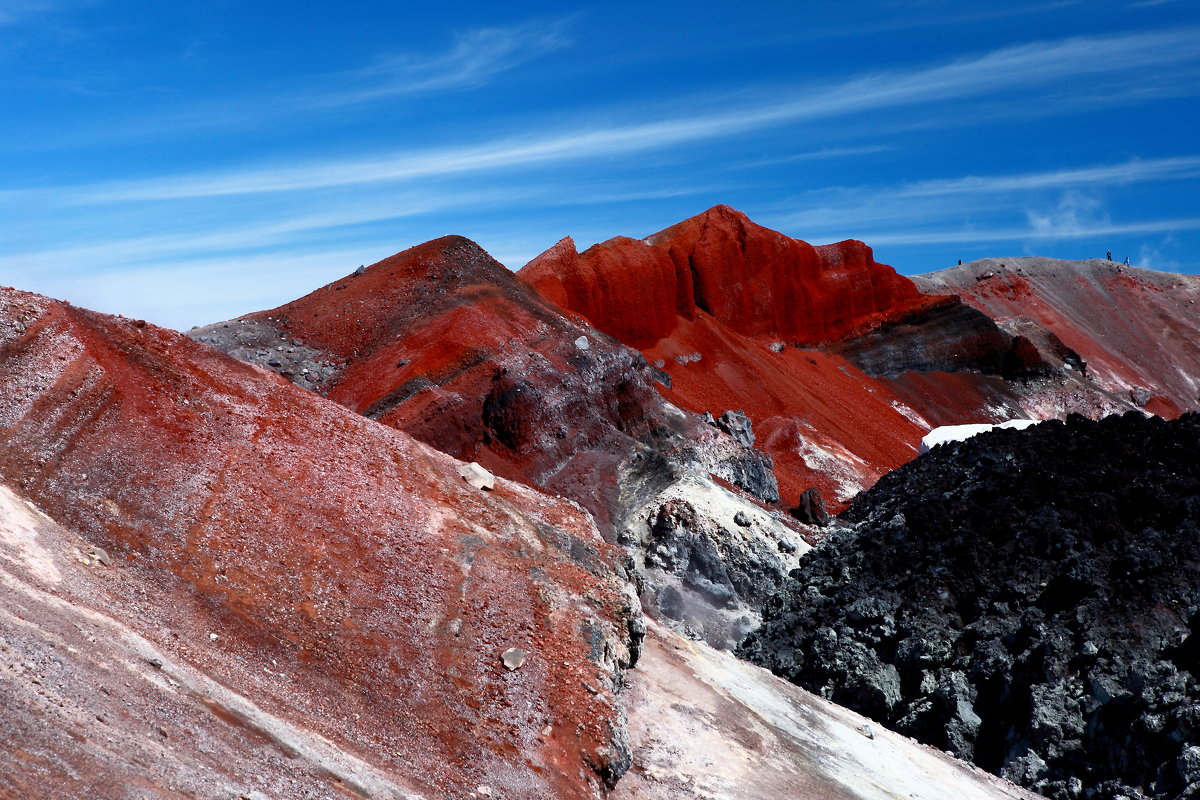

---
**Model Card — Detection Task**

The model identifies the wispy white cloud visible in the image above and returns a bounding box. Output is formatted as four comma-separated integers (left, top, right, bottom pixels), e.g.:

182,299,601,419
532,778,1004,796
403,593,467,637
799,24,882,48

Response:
726,145,893,169
35,17,575,141
766,155,1200,234
895,156,1200,198
1026,191,1111,239
0,179,719,279
857,216,1200,246
340,17,573,103
38,26,1198,203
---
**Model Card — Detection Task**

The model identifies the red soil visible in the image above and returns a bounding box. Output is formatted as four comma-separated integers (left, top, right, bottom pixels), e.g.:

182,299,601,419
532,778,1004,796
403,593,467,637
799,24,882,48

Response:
0,286,638,799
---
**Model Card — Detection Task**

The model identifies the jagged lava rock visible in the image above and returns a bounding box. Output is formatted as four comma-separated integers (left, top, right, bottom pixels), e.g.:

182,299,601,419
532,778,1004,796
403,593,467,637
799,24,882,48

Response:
914,258,1200,417
740,412,1200,800
0,287,641,799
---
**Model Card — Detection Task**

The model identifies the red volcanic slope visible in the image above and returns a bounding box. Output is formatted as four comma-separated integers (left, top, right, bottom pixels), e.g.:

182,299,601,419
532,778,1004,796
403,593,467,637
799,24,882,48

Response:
0,287,639,799
193,235,724,535
519,206,1124,510
914,257,1200,417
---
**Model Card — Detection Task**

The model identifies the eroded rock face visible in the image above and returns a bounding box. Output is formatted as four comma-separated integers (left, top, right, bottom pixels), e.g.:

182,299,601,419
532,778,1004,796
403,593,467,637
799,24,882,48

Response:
913,258,1200,417
522,205,952,348
741,412,1200,800
519,206,1132,512
616,472,812,651
0,287,641,799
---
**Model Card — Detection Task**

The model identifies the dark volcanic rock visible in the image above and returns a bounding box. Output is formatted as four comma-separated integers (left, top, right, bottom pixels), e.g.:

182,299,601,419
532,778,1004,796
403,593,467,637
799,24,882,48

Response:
791,487,831,527
740,411,1200,800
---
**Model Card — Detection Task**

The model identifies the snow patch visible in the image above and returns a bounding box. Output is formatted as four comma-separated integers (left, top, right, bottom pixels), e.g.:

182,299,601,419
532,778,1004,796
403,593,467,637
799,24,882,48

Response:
919,420,1040,455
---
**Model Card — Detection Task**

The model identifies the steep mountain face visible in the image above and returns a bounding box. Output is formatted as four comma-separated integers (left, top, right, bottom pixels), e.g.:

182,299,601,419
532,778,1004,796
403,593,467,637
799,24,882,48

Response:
521,207,950,349
913,258,1200,417
740,412,1200,800
0,287,642,799
189,235,810,651
519,206,1131,511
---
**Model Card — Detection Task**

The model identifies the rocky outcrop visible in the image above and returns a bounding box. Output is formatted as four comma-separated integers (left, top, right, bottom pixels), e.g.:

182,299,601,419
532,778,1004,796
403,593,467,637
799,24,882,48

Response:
741,412,1200,800
0,287,641,799
913,258,1200,416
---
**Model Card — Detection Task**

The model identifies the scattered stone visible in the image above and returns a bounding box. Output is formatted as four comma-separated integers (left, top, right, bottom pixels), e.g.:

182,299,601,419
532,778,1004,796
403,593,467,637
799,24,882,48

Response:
767,341,786,353
476,787,493,798
145,657,163,669
86,546,111,566
1130,386,1153,407
457,462,495,491
354,265,366,275
733,511,751,527
791,487,830,527
715,410,755,448
501,647,526,671
574,335,590,351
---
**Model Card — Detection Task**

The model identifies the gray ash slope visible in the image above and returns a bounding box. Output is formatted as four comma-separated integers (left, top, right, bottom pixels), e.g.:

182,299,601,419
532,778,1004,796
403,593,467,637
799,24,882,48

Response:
739,412,1200,800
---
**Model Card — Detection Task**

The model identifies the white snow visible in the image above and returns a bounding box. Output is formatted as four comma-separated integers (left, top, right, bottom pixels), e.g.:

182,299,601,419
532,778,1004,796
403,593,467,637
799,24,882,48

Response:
919,420,1041,455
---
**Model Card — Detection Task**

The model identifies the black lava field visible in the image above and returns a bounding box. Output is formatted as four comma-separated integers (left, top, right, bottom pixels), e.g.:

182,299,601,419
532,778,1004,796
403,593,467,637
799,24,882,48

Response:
739,412,1200,800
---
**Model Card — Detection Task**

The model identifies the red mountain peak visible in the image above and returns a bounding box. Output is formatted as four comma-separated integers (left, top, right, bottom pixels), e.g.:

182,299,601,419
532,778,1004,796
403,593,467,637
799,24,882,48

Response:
520,205,951,349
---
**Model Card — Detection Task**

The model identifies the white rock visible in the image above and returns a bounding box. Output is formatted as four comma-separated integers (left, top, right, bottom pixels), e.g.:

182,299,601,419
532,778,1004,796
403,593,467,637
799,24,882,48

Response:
574,335,590,350
457,462,495,491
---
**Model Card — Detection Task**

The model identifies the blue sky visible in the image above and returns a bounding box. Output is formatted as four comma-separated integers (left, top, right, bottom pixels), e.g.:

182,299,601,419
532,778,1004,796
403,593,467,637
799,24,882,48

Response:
1,0,1198,329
